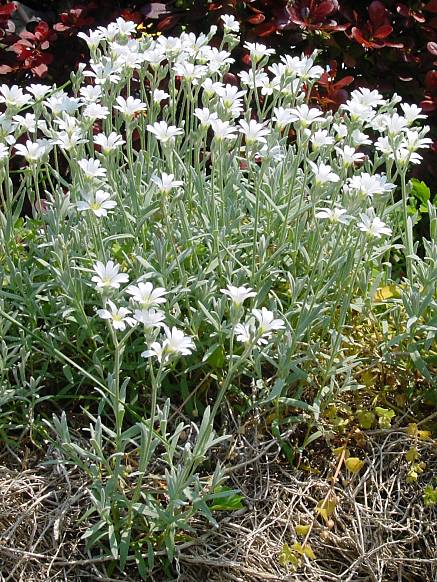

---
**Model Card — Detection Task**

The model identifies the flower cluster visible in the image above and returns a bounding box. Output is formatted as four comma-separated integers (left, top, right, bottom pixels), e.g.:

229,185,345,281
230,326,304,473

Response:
1,17,430,378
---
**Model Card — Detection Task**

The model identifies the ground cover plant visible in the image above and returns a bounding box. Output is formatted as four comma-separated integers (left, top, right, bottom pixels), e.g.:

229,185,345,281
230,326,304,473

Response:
0,14,436,581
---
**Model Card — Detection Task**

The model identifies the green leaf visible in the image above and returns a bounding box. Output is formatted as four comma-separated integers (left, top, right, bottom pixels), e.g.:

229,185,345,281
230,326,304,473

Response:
119,527,131,571
209,487,244,511
411,179,431,205
108,524,119,559
278,543,300,568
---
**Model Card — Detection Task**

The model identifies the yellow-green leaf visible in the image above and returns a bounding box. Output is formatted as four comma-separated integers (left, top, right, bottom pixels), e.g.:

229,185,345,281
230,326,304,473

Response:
295,524,311,537
316,498,336,523
405,447,420,463
345,457,364,474
278,543,300,568
292,542,316,560
333,446,349,460
374,285,400,302
406,423,431,441
356,410,375,430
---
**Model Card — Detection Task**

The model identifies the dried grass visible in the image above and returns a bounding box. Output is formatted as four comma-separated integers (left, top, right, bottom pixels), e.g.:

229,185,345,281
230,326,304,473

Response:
0,429,435,582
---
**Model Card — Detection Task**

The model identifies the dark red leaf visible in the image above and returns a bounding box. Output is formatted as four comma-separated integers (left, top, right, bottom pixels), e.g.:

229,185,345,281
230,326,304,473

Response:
351,27,374,48
428,41,437,55
334,75,355,89
0,3,16,19
373,24,393,39
315,1,338,19
425,69,437,90
247,14,265,25
253,21,278,37
396,4,409,17
368,1,388,26
419,98,436,112
424,0,437,13
155,14,181,32
0,64,14,74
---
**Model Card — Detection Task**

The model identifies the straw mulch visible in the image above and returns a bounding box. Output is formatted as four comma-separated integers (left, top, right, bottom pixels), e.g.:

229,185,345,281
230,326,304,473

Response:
0,428,436,582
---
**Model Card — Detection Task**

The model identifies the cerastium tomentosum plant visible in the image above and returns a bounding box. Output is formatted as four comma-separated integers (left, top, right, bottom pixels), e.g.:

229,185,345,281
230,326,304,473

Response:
0,14,435,576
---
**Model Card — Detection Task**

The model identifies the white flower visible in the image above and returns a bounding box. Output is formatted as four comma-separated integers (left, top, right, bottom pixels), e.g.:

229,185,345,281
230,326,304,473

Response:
147,121,184,143
400,103,427,124
78,29,104,50
341,100,374,123
143,48,166,68
252,307,285,337
351,129,371,146
315,206,351,224
385,113,408,137
280,54,306,77
345,173,395,198
256,143,286,162
350,87,385,108
114,95,147,118
401,129,433,152
12,113,42,133
272,106,295,130
217,84,246,108
77,190,117,217
375,136,393,155
134,308,165,329
236,308,285,345
295,56,324,81
0,85,32,109
234,321,254,344
221,285,256,306
357,211,392,239
289,104,324,128
244,42,275,62
27,84,51,100
370,114,389,133
126,282,167,308
308,161,340,184
310,129,334,149
85,58,122,85
392,148,423,166
54,130,86,151
239,69,269,90
78,158,107,179
221,14,240,33
14,139,51,163
97,299,136,331
151,172,183,194
91,260,129,289
80,84,102,102
335,145,366,166
141,326,195,362
94,132,125,154
44,92,80,116
152,89,169,104
0,143,9,161
239,119,270,145
83,103,110,120
194,107,218,128
333,123,348,140
211,119,237,141
201,78,224,97
202,47,234,73
173,62,208,82
53,114,79,133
